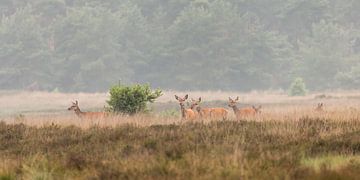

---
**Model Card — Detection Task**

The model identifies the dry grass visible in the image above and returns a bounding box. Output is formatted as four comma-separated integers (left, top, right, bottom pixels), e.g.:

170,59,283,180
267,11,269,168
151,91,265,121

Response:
0,91,107,117
3,114,182,129
0,118,359,179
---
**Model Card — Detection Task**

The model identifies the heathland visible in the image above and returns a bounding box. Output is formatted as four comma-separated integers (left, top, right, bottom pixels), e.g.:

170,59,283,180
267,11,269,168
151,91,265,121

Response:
1,90,360,179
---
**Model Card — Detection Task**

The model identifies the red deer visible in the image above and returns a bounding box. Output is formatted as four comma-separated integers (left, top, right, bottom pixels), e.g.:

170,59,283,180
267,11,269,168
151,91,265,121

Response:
228,97,257,119
252,105,262,114
191,97,228,120
315,103,324,112
175,95,197,120
68,101,108,119
190,97,211,118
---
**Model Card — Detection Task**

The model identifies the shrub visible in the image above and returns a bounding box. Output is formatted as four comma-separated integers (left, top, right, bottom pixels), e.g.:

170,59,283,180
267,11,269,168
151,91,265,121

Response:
107,84,162,115
288,77,308,96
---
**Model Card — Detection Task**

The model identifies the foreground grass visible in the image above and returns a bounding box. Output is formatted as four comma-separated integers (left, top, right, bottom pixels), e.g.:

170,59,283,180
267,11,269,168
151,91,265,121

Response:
0,118,360,180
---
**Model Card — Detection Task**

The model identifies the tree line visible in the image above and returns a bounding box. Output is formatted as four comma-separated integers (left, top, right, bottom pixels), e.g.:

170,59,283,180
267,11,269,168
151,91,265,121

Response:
0,0,360,92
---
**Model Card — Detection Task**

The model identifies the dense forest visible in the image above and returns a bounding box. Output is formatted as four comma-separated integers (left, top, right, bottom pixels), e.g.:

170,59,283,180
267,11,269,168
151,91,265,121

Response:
0,0,360,92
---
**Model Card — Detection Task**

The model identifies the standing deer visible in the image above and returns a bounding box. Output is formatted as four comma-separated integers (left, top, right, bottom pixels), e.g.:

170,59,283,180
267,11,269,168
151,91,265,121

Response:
68,100,108,119
228,97,256,119
190,97,211,118
315,103,324,112
191,97,228,120
175,95,197,120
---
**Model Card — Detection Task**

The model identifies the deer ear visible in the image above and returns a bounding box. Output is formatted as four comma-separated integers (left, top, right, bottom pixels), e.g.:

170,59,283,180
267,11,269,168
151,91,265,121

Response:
184,94,188,100
198,97,201,102
76,100,78,105
175,95,179,100
235,96,239,101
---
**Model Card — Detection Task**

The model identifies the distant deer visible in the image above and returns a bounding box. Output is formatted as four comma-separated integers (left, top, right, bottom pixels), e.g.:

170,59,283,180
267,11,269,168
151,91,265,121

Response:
191,97,228,120
175,95,197,120
252,105,262,114
315,103,324,112
25,82,40,92
68,101,108,119
228,97,257,119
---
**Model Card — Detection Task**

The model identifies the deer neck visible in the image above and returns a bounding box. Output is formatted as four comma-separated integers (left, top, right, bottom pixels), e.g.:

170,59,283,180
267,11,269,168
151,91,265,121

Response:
195,106,201,113
231,105,239,114
74,107,84,117
180,104,186,119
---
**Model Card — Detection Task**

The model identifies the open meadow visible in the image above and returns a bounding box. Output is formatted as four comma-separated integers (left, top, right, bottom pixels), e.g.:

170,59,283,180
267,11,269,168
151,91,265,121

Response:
1,90,360,179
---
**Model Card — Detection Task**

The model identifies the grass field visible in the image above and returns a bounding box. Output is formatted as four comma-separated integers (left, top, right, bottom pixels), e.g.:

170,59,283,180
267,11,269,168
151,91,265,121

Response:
0,90,360,179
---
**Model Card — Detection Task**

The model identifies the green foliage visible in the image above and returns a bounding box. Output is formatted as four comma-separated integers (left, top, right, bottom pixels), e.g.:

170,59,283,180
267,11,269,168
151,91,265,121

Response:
288,77,308,96
107,84,162,115
0,174,14,180
1,0,360,91
0,6,53,90
335,63,360,88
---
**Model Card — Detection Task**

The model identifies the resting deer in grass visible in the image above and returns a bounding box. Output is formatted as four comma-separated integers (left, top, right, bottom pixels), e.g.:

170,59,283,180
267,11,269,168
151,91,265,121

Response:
68,100,108,119
228,97,257,119
315,103,324,112
252,105,262,114
175,95,197,120
190,97,228,120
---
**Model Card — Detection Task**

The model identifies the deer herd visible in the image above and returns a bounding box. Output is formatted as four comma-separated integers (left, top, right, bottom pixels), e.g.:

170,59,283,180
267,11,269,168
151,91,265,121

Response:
175,94,263,120
67,95,326,120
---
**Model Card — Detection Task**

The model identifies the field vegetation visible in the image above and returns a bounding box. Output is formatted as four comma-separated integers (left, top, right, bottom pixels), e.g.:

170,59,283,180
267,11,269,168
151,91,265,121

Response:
0,91,360,179
1,118,360,179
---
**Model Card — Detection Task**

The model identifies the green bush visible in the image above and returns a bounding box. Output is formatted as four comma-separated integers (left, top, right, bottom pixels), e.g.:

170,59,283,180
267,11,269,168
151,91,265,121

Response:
107,84,162,115
288,77,308,96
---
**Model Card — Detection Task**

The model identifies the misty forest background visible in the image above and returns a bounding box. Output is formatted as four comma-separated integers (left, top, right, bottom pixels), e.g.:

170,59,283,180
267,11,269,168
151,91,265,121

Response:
1,0,360,92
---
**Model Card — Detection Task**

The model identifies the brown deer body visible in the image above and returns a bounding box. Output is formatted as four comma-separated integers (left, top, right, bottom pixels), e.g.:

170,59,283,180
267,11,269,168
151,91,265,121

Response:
68,101,108,119
191,97,228,120
190,97,211,118
175,95,197,120
210,108,228,120
198,107,212,117
228,97,257,119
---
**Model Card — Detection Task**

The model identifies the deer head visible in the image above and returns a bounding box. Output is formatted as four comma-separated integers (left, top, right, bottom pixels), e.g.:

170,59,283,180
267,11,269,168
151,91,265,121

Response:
190,97,201,110
68,100,80,111
175,94,189,106
252,105,262,114
228,96,239,107
315,103,324,112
